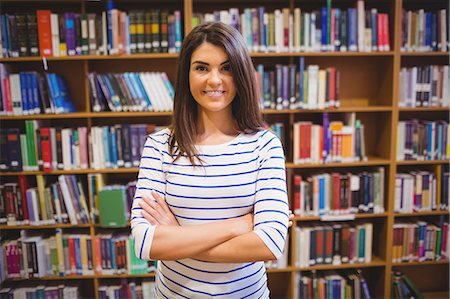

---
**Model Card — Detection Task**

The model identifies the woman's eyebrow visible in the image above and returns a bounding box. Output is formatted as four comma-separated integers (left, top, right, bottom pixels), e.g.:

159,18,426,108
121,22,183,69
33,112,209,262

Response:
191,60,230,65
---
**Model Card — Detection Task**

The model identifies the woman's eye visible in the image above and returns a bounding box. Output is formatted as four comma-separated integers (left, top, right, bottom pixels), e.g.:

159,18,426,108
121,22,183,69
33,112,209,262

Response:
222,65,231,72
196,66,207,72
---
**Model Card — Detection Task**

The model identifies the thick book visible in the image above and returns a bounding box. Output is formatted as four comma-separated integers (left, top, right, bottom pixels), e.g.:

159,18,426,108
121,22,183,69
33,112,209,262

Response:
99,187,127,227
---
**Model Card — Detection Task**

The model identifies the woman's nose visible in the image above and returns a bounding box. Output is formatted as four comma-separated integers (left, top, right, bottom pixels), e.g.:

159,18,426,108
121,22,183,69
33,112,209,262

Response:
207,70,222,85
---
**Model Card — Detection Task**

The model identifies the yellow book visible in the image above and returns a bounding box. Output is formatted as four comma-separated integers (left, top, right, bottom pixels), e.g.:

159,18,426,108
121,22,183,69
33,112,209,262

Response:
55,228,65,276
36,174,47,223
80,235,88,275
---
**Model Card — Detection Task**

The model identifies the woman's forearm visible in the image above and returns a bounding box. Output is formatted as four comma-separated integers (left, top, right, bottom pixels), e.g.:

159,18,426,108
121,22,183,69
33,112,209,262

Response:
192,231,277,263
149,216,251,260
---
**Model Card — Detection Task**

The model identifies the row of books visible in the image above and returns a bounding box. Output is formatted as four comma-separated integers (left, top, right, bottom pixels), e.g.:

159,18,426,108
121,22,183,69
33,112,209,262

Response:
293,113,367,164
399,65,450,108
94,234,155,275
88,72,174,113
292,168,385,217
294,223,373,267
99,280,156,299
400,9,449,52
0,65,76,116
194,2,390,53
0,283,81,299
0,230,156,279
0,122,164,172
392,220,449,263
394,169,449,213
0,8,182,58
294,270,372,299
0,175,89,226
396,120,449,161
391,271,423,299
256,60,340,110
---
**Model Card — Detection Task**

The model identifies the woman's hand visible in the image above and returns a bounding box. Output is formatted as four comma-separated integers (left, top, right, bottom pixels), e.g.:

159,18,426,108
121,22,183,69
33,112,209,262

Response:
288,210,294,228
139,191,179,226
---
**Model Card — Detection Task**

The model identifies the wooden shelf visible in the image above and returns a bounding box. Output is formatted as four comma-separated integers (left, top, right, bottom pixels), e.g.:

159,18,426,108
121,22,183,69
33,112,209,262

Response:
396,159,450,165
394,211,450,217
392,260,450,267
398,107,450,112
294,212,388,221
266,267,296,273
0,223,92,230
294,257,386,271
422,291,450,299
0,53,179,62
0,106,393,120
97,273,156,279
1,168,140,176
286,157,390,168
5,275,96,281
0,111,172,120
400,51,450,56
250,51,395,57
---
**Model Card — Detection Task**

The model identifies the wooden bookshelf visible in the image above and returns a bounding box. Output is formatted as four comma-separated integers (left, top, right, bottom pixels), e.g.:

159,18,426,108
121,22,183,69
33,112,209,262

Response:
0,0,449,298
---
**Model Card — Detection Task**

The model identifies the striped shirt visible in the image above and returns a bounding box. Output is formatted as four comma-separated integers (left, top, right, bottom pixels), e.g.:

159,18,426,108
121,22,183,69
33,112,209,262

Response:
130,128,288,298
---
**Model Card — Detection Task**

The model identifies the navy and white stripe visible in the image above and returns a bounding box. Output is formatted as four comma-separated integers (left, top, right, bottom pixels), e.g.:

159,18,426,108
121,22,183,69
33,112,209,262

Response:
130,128,288,298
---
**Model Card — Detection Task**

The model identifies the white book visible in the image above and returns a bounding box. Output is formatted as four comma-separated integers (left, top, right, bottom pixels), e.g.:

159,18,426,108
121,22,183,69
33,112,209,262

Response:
304,13,310,52
9,74,22,115
148,72,166,111
307,65,319,109
50,14,60,57
440,9,448,51
140,72,158,111
294,8,301,52
310,12,316,52
317,69,326,109
61,128,73,170
274,9,283,53
442,66,449,106
288,13,294,52
58,175,78,224
364,223,373,263
357,0,365,51
101,12,108,55
154,72,172,111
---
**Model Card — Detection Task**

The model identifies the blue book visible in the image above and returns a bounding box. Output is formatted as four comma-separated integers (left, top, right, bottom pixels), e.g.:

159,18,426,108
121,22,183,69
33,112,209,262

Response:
46,73,62,113
110,126,118,167
347,8,357,51
74,237,82,275
322,113,330,163
131,73,152,110
123,73,139,106
426,122,433,160
431,14,437,51
29,73,41,114
319,175,325,215
321,7,328,51
174,11,182,52
19,73,30,115
359,226,365,262
7,128,22,171
425,13,432,50
56,75,76,113
371,9,378,51
244,9,253,49
109,239,116,271
258,7,266,51
64,13,76,56
103,126,112,168
1,15,9,57
298,57,305,108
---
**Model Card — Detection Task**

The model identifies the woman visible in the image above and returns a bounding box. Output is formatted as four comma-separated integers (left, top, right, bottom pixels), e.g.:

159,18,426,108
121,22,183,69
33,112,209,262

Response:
131,22,289,298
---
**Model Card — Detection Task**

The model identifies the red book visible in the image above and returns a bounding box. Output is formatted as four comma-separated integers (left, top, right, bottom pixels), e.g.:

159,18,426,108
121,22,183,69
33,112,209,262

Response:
36,10,53,56
68,237,76,275
293,175,301,214
331,173,341,211
305,122,311,162
383,14,390,51
377,13,384,51
325,226,333,264
2,77,13,113
18,175,30,221
316,227,324,264
39,127,52,171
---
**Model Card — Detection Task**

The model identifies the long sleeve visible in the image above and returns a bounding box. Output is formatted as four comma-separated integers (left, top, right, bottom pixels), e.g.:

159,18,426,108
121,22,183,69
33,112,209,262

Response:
130,131,167,260
253,132,289,259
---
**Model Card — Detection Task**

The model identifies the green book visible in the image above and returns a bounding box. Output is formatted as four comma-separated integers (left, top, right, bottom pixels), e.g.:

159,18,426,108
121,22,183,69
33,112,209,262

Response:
99,187,127,227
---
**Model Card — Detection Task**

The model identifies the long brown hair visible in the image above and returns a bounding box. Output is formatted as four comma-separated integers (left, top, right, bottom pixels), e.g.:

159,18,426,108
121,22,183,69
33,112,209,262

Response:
169,22,264,164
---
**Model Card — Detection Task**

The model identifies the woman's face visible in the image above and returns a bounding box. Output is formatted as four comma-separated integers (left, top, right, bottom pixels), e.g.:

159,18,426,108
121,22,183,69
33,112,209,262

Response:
189,42,237,115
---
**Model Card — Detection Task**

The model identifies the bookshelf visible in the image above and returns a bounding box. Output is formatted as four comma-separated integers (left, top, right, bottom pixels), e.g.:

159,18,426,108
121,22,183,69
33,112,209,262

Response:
0,0,448,298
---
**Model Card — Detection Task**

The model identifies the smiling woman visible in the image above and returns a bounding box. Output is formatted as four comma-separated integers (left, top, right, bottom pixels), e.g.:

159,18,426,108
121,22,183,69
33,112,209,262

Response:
130,22,291,298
